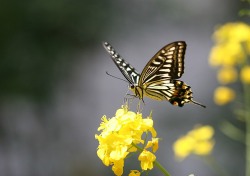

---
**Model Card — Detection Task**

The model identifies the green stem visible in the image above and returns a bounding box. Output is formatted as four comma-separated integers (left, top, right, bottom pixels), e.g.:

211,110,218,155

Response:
239,43,250,176
132,143,171,176
203,155,229,176
220,120,245,143
153,160,171,176
244,83,250,176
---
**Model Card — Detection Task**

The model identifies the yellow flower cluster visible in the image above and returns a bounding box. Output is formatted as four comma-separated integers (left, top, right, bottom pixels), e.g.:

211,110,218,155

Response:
209,22,250,105
95,106,159,176
173,125,215,160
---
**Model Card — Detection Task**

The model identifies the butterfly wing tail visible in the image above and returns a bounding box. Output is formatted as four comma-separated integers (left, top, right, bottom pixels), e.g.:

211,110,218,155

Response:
191,100,206,108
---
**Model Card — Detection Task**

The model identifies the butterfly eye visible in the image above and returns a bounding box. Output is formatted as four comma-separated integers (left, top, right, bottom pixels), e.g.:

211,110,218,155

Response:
130,85,135,89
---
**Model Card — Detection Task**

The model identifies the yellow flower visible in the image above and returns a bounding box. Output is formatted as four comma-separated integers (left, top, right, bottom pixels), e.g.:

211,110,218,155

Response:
214,86,235,105
209,22,250,107
209,42,245,66
209,22,250,67
193,140,214,155
217,66,237,84
112,159,124,176
129,170,141,176
95,106,158,175
145,138,159,153
240,66,250,84
173,125,215,160
189,126,215,155
213,22,250,43
138,150,156,170
188,125,214,140
173,136,195,159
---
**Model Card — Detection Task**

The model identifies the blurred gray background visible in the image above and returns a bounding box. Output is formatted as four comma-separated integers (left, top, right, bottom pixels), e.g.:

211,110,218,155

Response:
0,0,248,176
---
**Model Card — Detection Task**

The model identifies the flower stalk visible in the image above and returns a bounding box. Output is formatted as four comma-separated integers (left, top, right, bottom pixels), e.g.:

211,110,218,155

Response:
243,78,250,176
203,155,229,176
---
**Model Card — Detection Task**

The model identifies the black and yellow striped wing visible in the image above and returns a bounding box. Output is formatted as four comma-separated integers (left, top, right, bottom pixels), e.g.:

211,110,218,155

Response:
103,42,140,85
139,41,205,107
143,79,202,107
139,41,185,85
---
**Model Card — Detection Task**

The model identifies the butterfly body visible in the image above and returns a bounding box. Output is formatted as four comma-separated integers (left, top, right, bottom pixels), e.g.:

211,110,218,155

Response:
103,41,205,108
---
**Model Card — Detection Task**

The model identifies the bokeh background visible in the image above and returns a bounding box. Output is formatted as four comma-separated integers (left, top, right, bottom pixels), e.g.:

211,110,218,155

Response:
0,0,248,176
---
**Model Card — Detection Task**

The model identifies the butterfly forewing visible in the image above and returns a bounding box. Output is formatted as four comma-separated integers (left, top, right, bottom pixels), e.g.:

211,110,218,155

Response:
139,41,186,85
103,42,140,85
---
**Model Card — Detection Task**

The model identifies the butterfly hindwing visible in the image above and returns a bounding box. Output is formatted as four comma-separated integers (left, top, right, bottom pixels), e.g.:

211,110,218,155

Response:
103,42,140,85
143,79,193,107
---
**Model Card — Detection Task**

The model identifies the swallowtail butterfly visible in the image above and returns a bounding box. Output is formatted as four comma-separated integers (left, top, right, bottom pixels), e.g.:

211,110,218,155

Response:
103,41,205,108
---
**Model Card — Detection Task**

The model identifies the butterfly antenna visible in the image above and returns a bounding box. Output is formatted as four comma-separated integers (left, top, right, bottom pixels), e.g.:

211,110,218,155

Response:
106,71,129,83
191,100,206,108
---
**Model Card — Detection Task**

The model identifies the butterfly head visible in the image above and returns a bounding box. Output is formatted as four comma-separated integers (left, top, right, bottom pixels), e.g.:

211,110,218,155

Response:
129,84,135,90
129,84,144,100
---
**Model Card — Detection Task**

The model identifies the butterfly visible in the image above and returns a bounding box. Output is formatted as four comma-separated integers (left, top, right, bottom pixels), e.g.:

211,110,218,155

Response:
103,41,206,108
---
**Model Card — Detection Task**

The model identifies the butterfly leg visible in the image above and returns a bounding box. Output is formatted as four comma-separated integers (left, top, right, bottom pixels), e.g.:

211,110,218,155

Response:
123,94,136,108
136,100,144,113
139,98,147,112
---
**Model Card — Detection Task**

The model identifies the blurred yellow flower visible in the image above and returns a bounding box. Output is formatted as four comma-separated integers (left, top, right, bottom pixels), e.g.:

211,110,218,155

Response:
209,42,245,66
240,66,250,84
193,140,214,155
95,106,158,175
129,170,141,176
209,22,250,67
210,22,250,105
173,125,215,160
188,125,214,140
173,135,195,159
217,66,237,84
214,86,235,105
213,22,250,43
